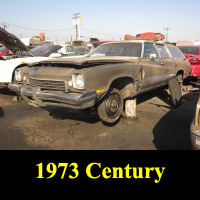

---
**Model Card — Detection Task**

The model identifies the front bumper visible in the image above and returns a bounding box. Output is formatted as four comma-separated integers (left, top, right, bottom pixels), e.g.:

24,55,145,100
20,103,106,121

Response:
8,83,97,109
8,83,21,94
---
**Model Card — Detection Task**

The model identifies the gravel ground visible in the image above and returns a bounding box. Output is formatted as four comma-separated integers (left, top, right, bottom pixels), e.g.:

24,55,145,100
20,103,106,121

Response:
0,86,198,150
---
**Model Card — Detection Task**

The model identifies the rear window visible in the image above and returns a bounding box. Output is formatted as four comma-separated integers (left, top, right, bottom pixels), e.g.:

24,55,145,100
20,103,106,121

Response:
167,46,185,59
178,46,199,55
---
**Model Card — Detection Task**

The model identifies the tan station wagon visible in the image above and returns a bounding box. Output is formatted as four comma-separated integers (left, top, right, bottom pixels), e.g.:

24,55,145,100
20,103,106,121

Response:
9,40,191,124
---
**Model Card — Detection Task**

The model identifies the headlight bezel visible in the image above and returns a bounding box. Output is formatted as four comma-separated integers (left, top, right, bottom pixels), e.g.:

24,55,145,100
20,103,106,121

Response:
72,74,85,90
15,70,22,82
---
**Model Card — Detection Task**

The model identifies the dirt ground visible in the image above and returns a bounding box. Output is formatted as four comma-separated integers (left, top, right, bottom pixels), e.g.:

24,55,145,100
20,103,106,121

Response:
0,86,198,150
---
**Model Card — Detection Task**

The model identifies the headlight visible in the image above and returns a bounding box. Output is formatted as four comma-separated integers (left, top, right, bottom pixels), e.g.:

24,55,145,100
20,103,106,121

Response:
72,74,84,89
15,70,22,81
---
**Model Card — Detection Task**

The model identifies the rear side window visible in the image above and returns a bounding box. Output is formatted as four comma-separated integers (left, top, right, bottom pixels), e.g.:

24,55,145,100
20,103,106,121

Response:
167,46,185,59
178,46,199,55
156,45,170,59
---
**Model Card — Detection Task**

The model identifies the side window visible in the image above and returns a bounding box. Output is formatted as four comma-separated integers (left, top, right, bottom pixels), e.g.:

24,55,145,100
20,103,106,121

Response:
143,43,159,59
66,46,74,53
156,45,170,59
167,46,185,59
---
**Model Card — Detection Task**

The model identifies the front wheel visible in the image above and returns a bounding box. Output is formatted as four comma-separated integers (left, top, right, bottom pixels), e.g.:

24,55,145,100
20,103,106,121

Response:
97,88,123,124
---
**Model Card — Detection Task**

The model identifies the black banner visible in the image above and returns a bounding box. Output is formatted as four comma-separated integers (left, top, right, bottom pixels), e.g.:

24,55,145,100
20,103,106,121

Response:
1,150,199,185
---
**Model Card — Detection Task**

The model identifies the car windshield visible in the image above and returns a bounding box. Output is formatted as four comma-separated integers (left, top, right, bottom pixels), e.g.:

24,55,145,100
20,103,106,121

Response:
66,46,74,52
30,45,61,57
178,46,199,55
89,43,142,57
74,47,88,55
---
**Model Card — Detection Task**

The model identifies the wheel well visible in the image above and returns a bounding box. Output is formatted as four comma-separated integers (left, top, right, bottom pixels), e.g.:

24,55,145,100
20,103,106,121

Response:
176,70,184,77
109,77,135,99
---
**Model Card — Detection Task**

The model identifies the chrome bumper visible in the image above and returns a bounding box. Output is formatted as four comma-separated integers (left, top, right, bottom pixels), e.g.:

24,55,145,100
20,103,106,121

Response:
8,83,97,109
8,83,21,94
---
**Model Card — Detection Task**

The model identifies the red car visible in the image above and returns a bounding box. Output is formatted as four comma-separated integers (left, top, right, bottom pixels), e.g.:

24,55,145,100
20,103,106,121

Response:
0,46,10,57
177,46,200,78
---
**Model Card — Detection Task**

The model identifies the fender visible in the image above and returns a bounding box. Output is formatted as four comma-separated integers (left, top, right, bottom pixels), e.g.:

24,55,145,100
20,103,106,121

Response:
97,73,141,102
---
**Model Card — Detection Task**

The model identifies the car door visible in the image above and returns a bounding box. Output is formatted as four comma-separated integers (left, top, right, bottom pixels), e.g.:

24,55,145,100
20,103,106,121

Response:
139,42,166,90
155,44,176,83
166,45,191,77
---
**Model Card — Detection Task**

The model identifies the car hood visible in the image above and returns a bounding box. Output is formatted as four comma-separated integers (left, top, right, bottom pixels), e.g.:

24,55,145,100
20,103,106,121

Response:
0,27,31,54
37,56,139,66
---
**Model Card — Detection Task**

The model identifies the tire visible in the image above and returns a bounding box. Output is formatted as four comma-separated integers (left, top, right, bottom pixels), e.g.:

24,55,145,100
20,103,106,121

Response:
168,78,182,107
97,88,123,124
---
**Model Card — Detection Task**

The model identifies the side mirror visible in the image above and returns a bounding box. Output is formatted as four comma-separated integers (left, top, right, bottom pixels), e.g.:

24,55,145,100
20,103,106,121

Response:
49,53,62,58
149,53,157,60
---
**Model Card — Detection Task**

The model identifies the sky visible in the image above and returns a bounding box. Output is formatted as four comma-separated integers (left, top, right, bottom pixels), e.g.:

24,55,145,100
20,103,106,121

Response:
1,0,200,42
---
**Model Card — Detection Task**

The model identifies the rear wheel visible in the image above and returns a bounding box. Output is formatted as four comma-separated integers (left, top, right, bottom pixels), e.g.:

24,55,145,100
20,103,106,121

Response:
97,88,123,124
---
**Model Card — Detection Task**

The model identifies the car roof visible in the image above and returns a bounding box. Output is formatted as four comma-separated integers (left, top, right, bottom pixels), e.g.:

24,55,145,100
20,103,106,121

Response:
177,45,200,48
99,40,163,46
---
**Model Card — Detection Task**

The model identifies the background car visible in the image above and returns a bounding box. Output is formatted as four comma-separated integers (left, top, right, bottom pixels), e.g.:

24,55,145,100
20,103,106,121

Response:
0,44,64,84
57,45,89,57
177,45,200,79
166,45,191,83
0,27,90,85
0,46,10,58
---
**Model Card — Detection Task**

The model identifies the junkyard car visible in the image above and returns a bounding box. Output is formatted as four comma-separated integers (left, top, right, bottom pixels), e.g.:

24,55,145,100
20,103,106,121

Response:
0,27,88,85
166,45,191,83
0,44,63,84
177,45,200,79
0,46,10,59
0,27,63,84
190,95,200,150
9,41,191,124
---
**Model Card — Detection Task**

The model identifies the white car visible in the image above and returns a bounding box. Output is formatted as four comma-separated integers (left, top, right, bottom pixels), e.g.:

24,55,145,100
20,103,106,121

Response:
0,27,88,85
0,45,66,83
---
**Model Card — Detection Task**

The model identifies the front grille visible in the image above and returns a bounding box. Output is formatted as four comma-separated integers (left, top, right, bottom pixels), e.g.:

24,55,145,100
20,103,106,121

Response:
28,78,66,91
